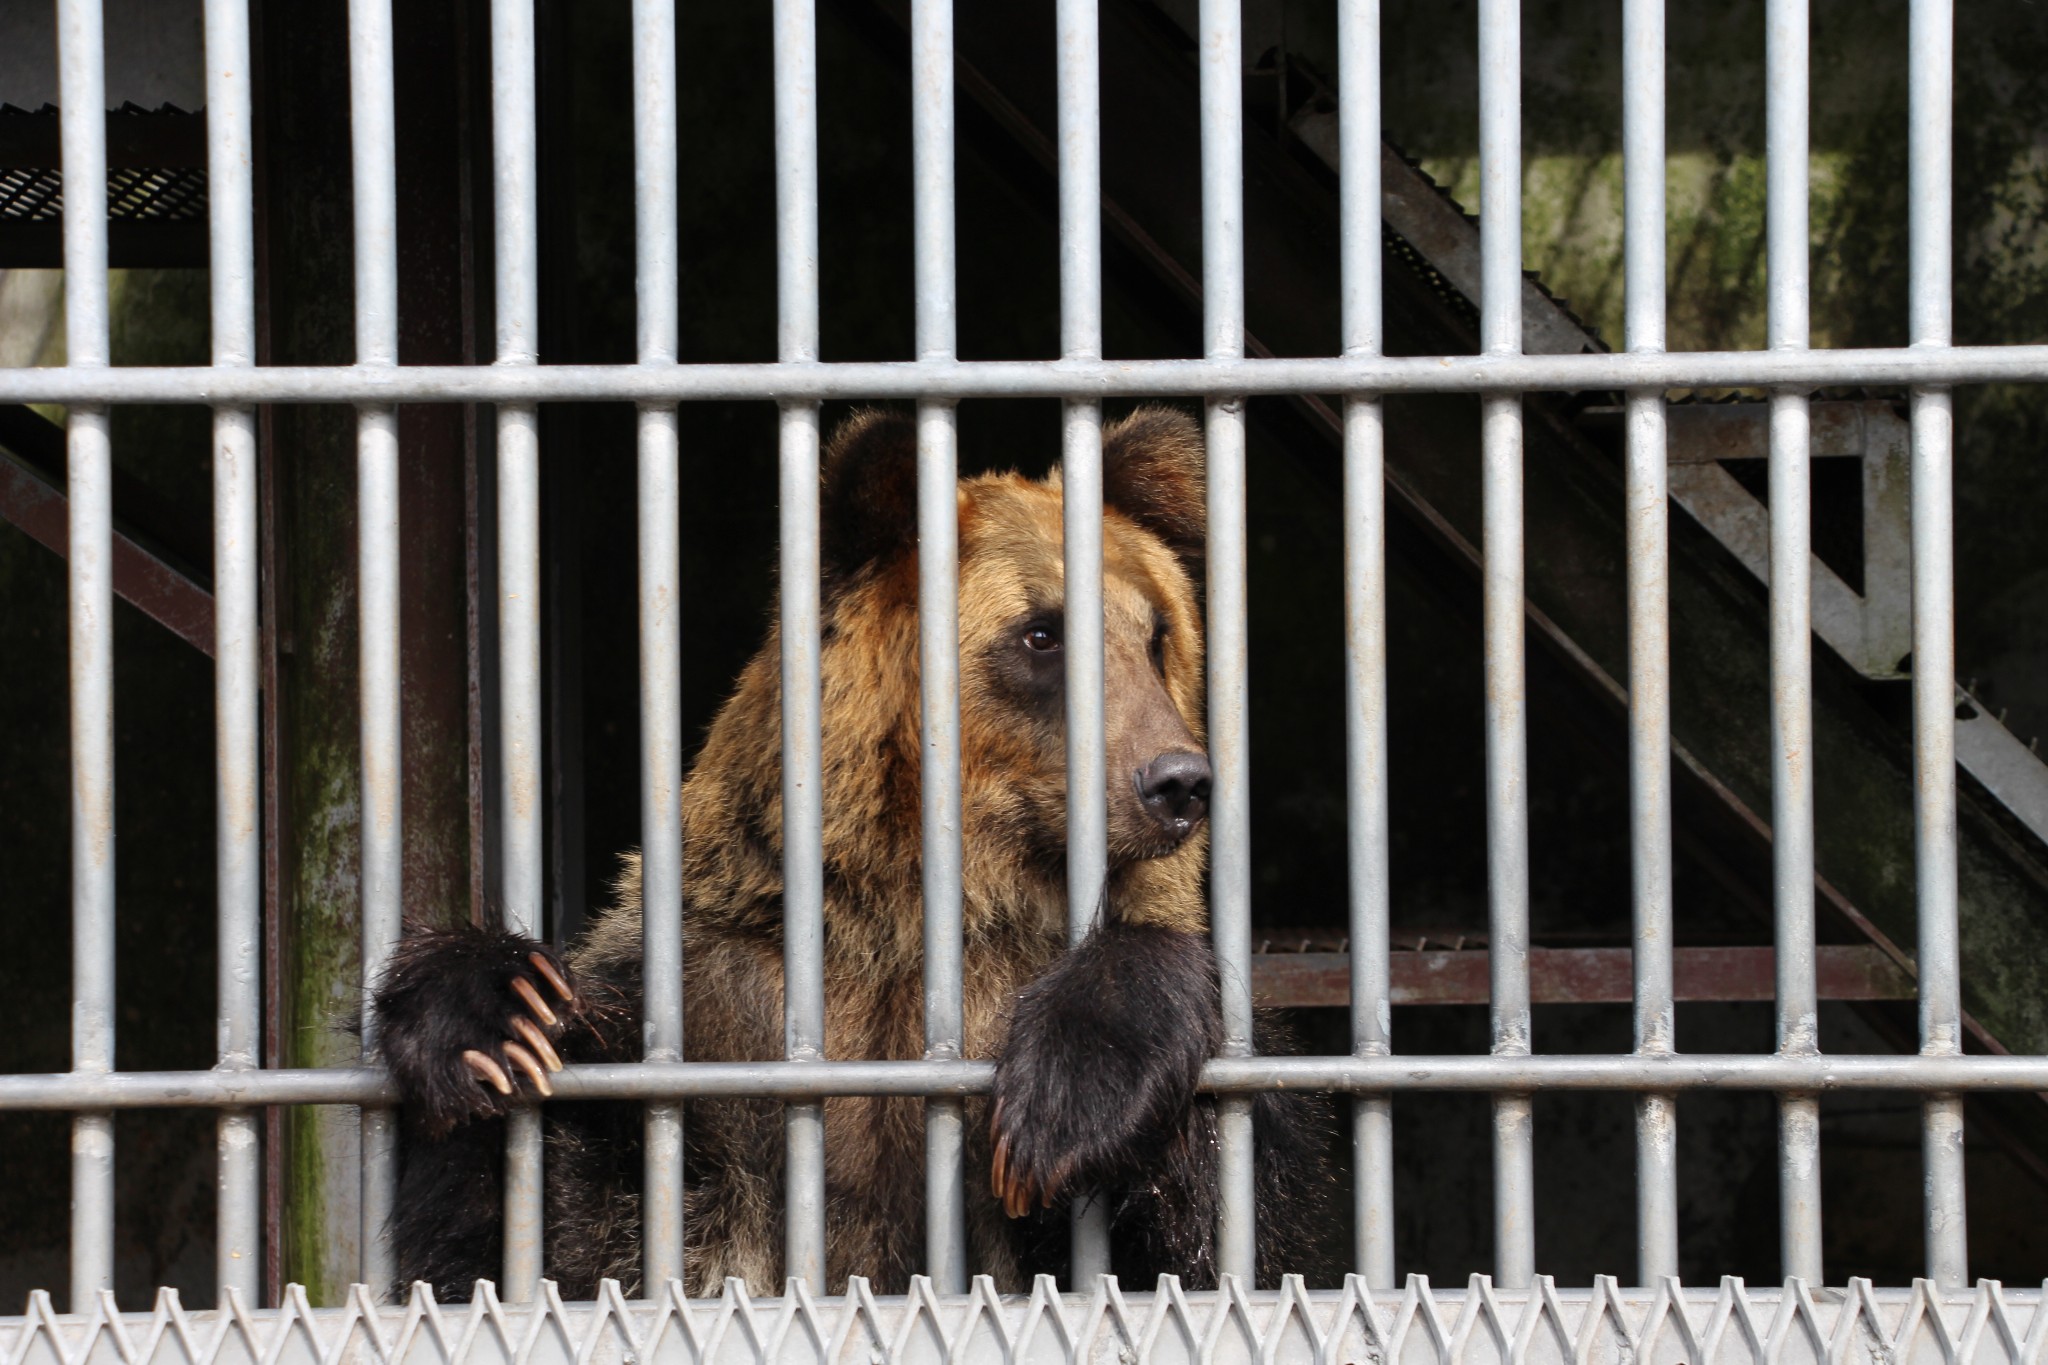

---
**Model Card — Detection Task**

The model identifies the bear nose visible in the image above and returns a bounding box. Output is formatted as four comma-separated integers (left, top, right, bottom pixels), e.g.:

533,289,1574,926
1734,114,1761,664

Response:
1133,751,1213,838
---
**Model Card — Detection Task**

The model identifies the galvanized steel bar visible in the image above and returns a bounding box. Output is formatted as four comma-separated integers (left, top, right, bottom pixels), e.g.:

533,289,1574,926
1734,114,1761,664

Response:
14,348,2048,406
1337,0,1393,1294
1622,0,1677,1290
491,0,546,1302
1478,0,1533,1292
58,0,115,1313
349,0,403,1301
911,0,966,1295
203,0,262,1307
774,0,828,1295
1766,0,1822,1287
1909,0,1966,1292
1198,0,1256,1285
20,1052,2048,1111
915,399,966,1292
631,0,687,1296
1055,0,1112,1286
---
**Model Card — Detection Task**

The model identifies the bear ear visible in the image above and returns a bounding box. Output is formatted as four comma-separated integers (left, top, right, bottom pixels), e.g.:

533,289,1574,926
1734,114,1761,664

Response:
1102,405,1205,564
821,408,920,583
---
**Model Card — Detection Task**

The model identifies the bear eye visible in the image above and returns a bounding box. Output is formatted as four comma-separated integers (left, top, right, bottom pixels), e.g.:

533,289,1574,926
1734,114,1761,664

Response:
1022,625,1062,653
1149,618,1169,673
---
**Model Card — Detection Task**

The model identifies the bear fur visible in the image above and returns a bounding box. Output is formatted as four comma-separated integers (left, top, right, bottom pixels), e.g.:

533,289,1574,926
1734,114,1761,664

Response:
372,406,1328,1300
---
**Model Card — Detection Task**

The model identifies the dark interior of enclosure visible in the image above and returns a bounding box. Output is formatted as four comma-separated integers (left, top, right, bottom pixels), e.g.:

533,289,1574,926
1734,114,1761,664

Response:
7,0,2048,1310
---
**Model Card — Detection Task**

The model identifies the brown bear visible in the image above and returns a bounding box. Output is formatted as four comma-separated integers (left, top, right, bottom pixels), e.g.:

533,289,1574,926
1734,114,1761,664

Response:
371,406,1327,1299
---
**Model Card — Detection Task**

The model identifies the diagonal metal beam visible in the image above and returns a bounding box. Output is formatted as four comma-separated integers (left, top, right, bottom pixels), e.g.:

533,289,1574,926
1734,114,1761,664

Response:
0,441,214,655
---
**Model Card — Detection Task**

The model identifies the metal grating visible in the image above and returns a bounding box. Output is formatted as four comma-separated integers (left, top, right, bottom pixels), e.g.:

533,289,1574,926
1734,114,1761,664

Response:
13,1278,2048,1365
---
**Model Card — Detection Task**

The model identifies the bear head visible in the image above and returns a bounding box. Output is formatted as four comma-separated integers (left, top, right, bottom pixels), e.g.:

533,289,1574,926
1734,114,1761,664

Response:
671,405,1210,949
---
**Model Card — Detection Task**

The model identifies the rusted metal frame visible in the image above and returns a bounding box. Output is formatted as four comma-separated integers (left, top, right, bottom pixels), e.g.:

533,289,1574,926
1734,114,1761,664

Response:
1246,944,1913,1009
0,445,215,655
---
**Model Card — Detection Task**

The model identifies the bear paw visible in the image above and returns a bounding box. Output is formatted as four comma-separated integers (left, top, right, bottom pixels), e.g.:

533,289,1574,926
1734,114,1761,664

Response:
372,924,577,1134
989,923,1221,1217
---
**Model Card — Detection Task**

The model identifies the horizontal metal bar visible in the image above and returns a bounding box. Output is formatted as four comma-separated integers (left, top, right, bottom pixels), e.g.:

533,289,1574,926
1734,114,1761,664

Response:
14,1051,2048,1110
10,346,2048,405
1251,944,1913,1008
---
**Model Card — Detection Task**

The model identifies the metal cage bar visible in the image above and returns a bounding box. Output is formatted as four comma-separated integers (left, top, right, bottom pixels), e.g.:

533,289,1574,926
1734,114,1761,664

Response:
203,0,262,1310
1055,0,1112,1287
348,0,403,1303
1621,0,1677,1290
17,1051,2048,1113
1337,0,1394,1295
10,347,2048,406
1765,0,1822,1287
1198,0,1256,1286
773,0,828,1296
1477,0,1533,1292
911,0,967,1294
489,0,547,1304
631,0,687,1296
1907,0,1966,1292
58,0,116,1314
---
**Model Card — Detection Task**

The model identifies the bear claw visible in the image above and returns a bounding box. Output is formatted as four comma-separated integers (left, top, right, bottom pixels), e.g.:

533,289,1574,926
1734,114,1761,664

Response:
510,1016,564,1071
502,1042,553,1096
463,1049,514,1095
529,952,575,1002
510,976,559,1028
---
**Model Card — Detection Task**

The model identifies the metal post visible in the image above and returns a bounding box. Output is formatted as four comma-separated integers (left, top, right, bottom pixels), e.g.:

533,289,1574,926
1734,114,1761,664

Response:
1478,0,1533,1292
1908,0,1967,1292
58,0,115,1313
773,0,828,1295
1765,0,1822,1287
490,0,546,1302
632,0,687,1297
1337,0,1394,1293
1622,0,1678,1289
203,0,262,1308
1198,0,1256,1287
910,0,967,1297
348,0,403,1302
1055,0,1112,1287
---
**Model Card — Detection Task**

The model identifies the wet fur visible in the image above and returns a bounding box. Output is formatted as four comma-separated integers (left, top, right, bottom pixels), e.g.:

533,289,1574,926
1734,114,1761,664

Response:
375,407,1330,1299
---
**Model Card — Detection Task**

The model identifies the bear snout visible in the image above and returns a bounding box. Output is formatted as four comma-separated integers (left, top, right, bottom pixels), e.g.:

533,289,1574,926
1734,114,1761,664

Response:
1132,750,1213,841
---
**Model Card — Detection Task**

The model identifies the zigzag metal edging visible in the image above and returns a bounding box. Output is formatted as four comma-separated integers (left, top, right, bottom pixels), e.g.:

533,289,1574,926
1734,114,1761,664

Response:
8,1277,2048,1365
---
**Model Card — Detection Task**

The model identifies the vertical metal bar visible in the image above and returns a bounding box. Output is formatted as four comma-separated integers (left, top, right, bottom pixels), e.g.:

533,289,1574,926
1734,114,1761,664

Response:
1622,0,1678,1290
1337,0,1394,1293
1765,0,1822,1286
1055,0,1112,1287
910,0,967,1296
203,0,261,1308
58,0,115,1313
349,0,403,1302
1477,0,1533,1292
491,0,546,1302
1198,0,1255,1285
1909,0,1967,1292
632,0,686,1298
773,0,828,1295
